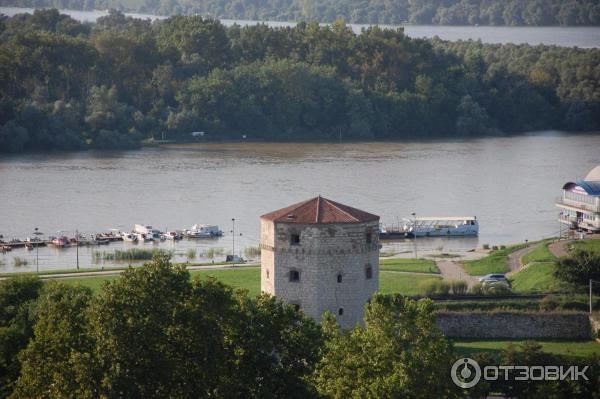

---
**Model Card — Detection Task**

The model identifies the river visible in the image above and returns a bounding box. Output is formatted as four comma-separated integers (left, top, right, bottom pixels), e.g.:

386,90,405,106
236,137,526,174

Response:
1,132,599,272
1,6,600,48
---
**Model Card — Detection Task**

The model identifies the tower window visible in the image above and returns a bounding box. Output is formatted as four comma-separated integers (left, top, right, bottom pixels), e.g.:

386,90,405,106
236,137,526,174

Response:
365,265,373,280
338,308,344,316
337,274,342,283
291,234,300,245
266,269,269,279
366,232,372,243
289,270,300,282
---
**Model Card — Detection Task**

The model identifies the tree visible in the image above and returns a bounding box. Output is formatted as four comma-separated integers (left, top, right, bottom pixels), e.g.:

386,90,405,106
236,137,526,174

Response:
555,250,600,287
12,283,95,399
313,294,461,398
0,276,43,398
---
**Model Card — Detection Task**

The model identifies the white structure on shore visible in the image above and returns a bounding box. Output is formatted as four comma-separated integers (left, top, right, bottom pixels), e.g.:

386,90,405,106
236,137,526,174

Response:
556,165,600,233
260,196,380,328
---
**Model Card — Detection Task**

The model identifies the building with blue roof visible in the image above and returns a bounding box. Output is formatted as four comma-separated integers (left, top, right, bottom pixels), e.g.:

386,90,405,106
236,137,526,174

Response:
556,165,600,233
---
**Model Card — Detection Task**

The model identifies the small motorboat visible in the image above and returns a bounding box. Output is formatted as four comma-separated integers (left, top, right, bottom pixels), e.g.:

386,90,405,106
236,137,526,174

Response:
94,237,110,245
51,236,70,248
163,231,182,240
135,233,153,242
121,232,138,243
185,224,223,238
25,243,34,250
1,245,12,253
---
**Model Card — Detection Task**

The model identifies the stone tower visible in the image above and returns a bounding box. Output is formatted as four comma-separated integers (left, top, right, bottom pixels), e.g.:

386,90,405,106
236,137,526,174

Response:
260,196,380,328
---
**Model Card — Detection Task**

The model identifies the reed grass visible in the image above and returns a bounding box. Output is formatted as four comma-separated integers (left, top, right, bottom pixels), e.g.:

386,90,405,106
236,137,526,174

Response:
13,257,28,267
93,248,173,262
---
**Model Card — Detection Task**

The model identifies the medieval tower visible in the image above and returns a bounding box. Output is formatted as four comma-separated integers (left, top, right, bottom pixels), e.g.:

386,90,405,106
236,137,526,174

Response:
260,196,380,328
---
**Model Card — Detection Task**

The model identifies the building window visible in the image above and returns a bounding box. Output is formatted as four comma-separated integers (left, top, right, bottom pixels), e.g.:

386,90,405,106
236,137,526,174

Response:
291,234,300,245
338,308,344,316
337,274,342,283
365,265,373,280
289,270,300,282
366,232,372,243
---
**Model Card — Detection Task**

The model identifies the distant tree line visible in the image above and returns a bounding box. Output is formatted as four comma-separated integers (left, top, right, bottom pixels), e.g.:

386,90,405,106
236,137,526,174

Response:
2,0,600,26
0,9,599,152
1,254,599,398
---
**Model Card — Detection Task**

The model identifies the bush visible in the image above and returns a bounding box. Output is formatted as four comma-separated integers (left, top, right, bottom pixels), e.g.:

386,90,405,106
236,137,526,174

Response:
539,295,559,311
419,279,439,297
244,246,261,258
500,245,506,250
492,245,499,251
437,281,451,295
469,282,484,295
483,244,490,250
484,283,512,295
186,249,196,260
13,257,28,267
450,280,468,295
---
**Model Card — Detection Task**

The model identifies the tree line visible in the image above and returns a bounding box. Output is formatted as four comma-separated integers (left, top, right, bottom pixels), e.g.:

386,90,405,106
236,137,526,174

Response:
1,253,599,398
2,0,600,26
0,9,599,153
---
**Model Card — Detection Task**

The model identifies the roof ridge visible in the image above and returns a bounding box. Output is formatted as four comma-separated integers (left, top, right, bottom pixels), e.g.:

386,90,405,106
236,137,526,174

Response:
324,197,360,222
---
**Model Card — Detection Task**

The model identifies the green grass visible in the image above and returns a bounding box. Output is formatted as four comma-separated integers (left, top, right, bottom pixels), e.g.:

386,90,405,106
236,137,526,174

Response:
379,258,440,274
462,243,527,276
521,242,556,264
58,268,441,297
454,340,600,359
379,273,442,296
510,262,560,293
570,239,600,253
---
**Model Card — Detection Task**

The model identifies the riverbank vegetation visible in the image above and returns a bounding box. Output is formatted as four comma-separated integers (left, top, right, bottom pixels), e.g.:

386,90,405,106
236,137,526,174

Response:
1,9,599,153
462,243,527,275
2,0,600,26
379,257,439,273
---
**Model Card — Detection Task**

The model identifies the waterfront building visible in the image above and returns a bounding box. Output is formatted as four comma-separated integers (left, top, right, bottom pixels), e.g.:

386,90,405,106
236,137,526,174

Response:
260,196,379,328
556,165,600,233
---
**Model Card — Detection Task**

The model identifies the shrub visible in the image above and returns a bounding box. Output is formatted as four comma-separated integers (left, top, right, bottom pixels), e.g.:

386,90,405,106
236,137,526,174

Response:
13,257,28,267
492,245,499,251
244,246,261,258
500,245,506,250
539,295,559,311
484,283,511,295
419,279,440,297
469,282,484,295
482,244,490,250
186,249,196,260
450,280,468,295
437,281,451,295
201,247,225,259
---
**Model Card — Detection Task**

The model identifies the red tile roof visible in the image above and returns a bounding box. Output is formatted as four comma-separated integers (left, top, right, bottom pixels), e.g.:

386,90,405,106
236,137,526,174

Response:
261,196,379,224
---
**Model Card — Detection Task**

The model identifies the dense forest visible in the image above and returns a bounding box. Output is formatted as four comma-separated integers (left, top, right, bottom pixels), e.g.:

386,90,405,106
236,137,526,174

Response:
1,254,599,398
0,9,599,152
2,0,600,25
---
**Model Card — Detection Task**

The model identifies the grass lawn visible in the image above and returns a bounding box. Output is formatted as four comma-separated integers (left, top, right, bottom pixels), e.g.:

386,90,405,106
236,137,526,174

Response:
60,268,440,297
454,340,600,359
379,258,440,274
379,272,441,296
521,242,556,264
462,244,527,276
570,239,600,253
510,262,560,293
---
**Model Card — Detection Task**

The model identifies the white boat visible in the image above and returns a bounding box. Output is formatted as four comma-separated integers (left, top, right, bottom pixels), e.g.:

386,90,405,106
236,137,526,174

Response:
185,224,222,238
163,231,182,240
403,216,479,237
121,232,138,242
135,232,153,242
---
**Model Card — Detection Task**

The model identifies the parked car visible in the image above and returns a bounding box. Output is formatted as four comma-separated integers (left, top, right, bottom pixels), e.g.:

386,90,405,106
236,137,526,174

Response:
479,273,509,283
482,279,512,294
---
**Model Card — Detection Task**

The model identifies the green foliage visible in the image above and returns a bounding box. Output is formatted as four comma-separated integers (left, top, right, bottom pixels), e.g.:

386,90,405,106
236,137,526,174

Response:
521,242,556,265
450,279,468,295
555,249,600,288
3,1,600,26
0,275,43,398
92,248,172,262
313,294,461,398
1,10,599,153
511,261,560,293
12,257,27,267
185,248,196,260
418,279,452,296
243,245,261,258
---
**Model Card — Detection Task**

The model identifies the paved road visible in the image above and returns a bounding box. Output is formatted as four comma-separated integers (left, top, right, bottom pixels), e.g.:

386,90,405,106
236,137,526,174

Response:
436,260,478,286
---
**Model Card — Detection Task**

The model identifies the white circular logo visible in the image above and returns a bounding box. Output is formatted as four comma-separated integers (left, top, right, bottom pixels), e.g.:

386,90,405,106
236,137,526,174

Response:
451,358,481,388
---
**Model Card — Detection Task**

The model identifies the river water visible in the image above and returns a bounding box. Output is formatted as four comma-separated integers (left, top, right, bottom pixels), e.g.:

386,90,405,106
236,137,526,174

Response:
2,7,600,48
1,132,599,272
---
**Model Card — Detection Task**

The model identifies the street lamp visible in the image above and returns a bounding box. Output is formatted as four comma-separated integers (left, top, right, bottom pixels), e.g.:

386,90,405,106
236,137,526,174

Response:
411,212,418,259
33,227,39,274
231,218,235,267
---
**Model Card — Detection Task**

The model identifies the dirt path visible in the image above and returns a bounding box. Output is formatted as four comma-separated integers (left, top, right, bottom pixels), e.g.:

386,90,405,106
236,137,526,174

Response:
507,245,538,273
436,260,478,286
548,240,570,258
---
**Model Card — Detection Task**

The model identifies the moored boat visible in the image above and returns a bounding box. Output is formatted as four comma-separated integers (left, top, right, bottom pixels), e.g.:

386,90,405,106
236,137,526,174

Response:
121,232,138,242
185,224,223,238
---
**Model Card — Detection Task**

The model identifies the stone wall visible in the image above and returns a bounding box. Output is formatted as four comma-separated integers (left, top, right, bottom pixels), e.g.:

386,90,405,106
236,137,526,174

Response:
436,312,592,339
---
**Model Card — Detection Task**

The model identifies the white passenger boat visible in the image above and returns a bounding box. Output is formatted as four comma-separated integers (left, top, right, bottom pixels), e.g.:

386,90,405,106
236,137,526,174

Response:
135,232,153,242
403,217,479,237
185,224,223,238
163,231,183,240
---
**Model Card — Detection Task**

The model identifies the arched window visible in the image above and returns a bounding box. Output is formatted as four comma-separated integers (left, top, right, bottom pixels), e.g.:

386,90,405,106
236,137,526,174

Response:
338,308,344,316
365,265,373,279
337,274,342,283
289,270,300,282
